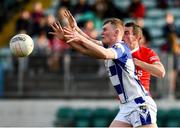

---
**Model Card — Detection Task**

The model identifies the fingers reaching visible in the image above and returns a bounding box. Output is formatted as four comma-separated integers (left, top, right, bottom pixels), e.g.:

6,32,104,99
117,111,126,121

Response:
63,27,73,34
49,21,64,40
67,10,74,19
63,27,80,43
48,32,56,35
50,23,57,31
64,9,69,17
66,38,77,43
48,11,80,43
57,21,62,30
63,9,77,29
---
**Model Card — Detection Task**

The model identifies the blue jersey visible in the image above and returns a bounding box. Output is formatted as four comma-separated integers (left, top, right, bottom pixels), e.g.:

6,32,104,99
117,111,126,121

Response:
105,41,147,103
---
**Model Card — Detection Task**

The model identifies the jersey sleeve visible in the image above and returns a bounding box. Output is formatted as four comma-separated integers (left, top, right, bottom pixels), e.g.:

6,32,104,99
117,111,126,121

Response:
148,49,160,64
110,43,125,59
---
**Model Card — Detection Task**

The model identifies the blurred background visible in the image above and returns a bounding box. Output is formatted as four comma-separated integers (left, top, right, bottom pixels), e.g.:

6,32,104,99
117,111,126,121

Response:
0,0,180,127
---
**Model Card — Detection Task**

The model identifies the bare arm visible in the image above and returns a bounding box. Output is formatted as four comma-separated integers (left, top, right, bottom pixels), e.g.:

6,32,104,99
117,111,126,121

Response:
75,26,103,46
49,20,102,58
68,42,103,58
64,27,115,59
134,58,165,78
64,10,102,46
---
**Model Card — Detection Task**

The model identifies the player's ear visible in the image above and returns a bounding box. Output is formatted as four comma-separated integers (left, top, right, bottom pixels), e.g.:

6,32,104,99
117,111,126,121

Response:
137,35,141,41
138,34,143,42
114,29,119,37
139,36,145,45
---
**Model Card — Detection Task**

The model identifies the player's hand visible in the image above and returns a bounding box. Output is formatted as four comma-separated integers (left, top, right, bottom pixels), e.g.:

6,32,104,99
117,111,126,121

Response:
63,9,77,29
64,27,80,43
133,58,142,66
49,21,64,40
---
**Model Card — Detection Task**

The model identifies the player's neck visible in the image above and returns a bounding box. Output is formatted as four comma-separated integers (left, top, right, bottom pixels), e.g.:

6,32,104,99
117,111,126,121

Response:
131,46,139,53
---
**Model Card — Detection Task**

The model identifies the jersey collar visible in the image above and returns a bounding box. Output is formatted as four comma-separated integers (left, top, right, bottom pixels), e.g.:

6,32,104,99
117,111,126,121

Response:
131,47,139,54
111,40,124,47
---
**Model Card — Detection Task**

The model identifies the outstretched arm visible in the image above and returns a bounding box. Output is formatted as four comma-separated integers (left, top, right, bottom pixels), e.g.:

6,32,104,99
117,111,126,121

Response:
49,20,101,58
64,27,115,59
64,10,102,46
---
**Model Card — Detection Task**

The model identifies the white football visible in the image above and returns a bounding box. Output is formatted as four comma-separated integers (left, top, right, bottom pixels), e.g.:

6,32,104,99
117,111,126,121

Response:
9,34,34,57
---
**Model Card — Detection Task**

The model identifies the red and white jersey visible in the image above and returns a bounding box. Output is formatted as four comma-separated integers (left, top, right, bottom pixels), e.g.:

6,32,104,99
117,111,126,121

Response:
131,46,160,93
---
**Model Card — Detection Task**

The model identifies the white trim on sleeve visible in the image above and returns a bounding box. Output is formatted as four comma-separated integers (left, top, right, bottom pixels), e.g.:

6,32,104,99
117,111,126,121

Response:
98,41,103,46
109,48,118,59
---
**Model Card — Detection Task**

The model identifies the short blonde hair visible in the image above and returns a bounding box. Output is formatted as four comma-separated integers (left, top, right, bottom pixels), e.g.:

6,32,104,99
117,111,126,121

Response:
103,18,124,33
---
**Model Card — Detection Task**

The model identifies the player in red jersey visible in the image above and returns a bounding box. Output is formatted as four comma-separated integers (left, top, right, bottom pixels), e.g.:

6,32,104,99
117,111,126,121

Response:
123,22,165,94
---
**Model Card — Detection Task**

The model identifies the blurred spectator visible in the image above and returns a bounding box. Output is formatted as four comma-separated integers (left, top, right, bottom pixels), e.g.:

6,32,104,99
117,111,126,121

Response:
0,0,28,31
30,28,50,74
33,29,51,56
167,33,180,98
57,1,102,34
162,12,179,52
48,37,70,73
58,0,72,11
0,1,5,31
135,18,151,47
72,0,91,15
161,12,180,99
82,20,98,39
128,0,145,18
31,1,44,36
48,10,70,72
104,0,127,19
71,0,92,27
168,0,180,7
46,15,56,40
157,0,168,9
14,10,32,75
15,10,32,35
173,0,180,7
92,0,107,19
163,12,178,36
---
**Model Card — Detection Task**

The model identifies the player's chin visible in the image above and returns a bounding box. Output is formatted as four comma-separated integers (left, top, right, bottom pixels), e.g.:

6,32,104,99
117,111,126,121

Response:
102,38,108,44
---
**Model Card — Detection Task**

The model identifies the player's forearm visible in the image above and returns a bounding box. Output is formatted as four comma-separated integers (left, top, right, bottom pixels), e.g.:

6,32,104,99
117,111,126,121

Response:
68,42,102,58
78,34,109,59
75,26,102,46
136,61,165,78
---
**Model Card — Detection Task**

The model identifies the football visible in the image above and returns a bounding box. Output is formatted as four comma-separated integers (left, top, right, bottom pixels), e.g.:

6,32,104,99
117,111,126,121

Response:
9,33,34,57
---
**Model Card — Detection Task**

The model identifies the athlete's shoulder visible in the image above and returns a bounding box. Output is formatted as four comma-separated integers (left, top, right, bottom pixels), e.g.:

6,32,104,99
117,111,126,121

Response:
113,42,123,49
112,42,132,59
139,46,153,52
113,42,130,52
139,46,157,55
140,46,160,62
113,41,127,48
